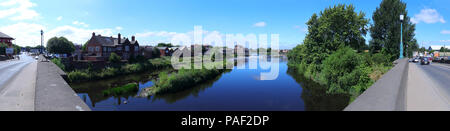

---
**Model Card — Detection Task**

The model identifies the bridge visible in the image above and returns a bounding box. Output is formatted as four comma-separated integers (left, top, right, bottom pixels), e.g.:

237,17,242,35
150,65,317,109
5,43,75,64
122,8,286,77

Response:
345,59,450,111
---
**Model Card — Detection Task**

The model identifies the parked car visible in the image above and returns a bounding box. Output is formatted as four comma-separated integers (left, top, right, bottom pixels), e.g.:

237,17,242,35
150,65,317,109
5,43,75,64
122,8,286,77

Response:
413,58,420,63
421,57,430,65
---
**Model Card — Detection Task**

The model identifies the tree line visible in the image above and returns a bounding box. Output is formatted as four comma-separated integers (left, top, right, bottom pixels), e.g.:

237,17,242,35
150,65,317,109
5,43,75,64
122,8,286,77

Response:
288,0,417,99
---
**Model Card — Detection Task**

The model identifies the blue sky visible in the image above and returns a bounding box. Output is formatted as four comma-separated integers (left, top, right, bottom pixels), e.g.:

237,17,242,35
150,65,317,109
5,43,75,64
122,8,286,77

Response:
1,0,449,49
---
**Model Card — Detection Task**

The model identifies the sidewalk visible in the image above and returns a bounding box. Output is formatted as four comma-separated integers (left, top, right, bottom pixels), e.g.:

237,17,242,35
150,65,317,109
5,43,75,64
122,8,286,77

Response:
406,63,450,111
0,62,37,111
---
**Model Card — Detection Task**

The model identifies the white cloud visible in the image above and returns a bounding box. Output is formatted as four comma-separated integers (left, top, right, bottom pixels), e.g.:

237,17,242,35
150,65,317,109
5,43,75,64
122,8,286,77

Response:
411,8,446,24
441,30,450,35
0,22,45,47
47,26,114,44
56,16,63,21
0,22,116,46
115,26,123,31
253,22,267,27
135,29,226,46
0,0,39,21
72,21,89,27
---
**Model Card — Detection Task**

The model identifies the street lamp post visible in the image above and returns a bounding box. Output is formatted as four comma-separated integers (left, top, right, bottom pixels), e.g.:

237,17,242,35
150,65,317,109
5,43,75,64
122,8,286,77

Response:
40,30,44,55
399,15,404,59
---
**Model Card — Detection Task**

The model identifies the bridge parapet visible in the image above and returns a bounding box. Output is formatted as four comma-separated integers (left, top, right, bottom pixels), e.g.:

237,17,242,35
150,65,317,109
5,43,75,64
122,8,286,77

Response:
345,59,409,111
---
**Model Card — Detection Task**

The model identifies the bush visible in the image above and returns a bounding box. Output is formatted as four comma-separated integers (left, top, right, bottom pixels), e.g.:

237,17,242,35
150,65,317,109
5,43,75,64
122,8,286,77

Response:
68,70,90,82
321,47,373,94
51,58,65,71
109,52,122,63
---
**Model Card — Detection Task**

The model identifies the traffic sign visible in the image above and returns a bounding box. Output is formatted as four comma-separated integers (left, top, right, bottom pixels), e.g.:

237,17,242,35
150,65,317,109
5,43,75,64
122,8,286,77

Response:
5,48,14,54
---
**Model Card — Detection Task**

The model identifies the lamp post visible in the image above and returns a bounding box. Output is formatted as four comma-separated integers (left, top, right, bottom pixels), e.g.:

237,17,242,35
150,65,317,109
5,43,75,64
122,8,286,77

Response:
40,30,44,54
399,15,404,59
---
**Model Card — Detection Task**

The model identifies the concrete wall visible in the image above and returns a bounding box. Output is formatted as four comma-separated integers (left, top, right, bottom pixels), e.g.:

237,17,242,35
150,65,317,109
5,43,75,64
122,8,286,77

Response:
35,55,91,111
345,59,409,111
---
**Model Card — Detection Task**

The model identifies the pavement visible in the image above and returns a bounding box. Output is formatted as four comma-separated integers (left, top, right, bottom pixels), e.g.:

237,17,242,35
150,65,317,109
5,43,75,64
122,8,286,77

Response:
35,55,90,111
0,54,90,111
406,62,450,111
0,56,37,111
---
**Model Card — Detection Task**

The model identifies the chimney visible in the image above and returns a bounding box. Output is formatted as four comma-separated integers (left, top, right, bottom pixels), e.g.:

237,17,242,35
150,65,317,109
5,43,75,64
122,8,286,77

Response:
118,33,121,44
132,36,135,41
92,32,95,37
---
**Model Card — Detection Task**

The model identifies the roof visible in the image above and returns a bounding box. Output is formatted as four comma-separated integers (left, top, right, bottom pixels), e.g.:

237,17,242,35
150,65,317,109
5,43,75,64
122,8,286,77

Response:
88,35,139,47
0,32,14,39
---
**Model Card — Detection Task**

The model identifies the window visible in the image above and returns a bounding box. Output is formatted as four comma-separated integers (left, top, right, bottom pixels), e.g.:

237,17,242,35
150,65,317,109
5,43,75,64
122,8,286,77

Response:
88,47,94,52
103,47,107,52
125,46,129,52
96,46,100,51
117,47,122,51
135,46,139,51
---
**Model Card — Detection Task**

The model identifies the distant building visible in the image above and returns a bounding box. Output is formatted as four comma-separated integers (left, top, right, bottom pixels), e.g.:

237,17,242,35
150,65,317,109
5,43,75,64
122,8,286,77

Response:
140,46,155,59
0,32,14,47
85,33,140,61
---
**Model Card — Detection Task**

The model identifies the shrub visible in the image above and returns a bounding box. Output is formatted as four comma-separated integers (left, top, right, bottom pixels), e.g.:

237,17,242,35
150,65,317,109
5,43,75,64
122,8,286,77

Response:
321,47,373,94
109,52,122,63
51,58,65,71
68,70,90,82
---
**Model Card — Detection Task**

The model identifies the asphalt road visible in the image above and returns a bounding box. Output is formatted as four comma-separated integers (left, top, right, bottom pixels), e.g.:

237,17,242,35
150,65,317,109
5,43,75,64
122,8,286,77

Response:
0,53,36,91
417,62,450,100
407,62,450,110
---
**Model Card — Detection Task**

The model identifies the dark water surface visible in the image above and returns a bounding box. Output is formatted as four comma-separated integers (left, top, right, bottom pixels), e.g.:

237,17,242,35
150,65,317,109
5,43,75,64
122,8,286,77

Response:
70,56,350,111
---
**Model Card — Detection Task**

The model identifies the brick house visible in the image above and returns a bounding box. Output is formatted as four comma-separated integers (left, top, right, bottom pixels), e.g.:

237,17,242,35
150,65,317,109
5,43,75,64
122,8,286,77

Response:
0,32,14,47
85,32,140,61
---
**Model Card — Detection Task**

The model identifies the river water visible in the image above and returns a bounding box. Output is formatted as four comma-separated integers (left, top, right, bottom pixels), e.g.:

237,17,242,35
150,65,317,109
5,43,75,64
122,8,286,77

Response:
70,56,350,111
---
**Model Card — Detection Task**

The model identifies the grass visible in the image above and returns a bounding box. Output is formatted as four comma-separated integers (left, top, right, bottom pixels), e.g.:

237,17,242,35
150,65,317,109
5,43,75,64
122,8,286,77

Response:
67,57,172,83
102,83,139,97
148,62,232,95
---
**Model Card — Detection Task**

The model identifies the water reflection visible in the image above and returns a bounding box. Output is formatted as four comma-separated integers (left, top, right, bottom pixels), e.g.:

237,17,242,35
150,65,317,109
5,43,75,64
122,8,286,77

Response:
150,70,230,104
71,56,350,111
287,70,351,111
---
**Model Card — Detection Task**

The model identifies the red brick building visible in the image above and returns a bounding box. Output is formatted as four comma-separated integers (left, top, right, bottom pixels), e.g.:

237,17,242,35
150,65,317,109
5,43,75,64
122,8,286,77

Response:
0,32,14,47
84,32,139,61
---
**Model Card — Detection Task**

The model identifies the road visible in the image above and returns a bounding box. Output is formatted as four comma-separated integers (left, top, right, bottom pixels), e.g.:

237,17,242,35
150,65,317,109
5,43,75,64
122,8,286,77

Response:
0,53,37,111
407,62,450,111
0,54,36,90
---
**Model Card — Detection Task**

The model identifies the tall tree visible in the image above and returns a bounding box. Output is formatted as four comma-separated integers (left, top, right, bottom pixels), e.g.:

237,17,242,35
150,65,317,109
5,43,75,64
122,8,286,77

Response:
47,37,75,54
298,4,369,65
369,0,418,59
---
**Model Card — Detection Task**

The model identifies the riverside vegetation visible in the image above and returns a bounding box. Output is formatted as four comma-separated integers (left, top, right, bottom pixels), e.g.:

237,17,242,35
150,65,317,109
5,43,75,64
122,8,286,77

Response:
67,55,172,83
288,1,418,101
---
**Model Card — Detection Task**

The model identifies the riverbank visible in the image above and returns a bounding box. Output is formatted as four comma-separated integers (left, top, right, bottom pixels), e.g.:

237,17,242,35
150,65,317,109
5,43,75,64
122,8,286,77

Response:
65,57,172,83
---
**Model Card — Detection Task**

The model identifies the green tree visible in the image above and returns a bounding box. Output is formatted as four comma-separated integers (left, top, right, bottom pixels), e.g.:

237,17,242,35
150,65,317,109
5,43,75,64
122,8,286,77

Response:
157,43,174,47
440,47,449,52
152,47,161,58
369,0,418,60
0,43,7,55
289,4,369,73
47,37,75,54
109,52,122,63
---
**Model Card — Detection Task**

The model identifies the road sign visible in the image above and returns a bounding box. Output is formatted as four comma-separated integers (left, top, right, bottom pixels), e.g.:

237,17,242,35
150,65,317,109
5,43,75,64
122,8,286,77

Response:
5,48,14,54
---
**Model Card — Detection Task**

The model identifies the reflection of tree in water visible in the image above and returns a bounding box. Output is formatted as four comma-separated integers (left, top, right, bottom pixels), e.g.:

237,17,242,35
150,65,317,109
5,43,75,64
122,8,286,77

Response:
70,70,159,107
150,70,232,104
287,69,350,111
